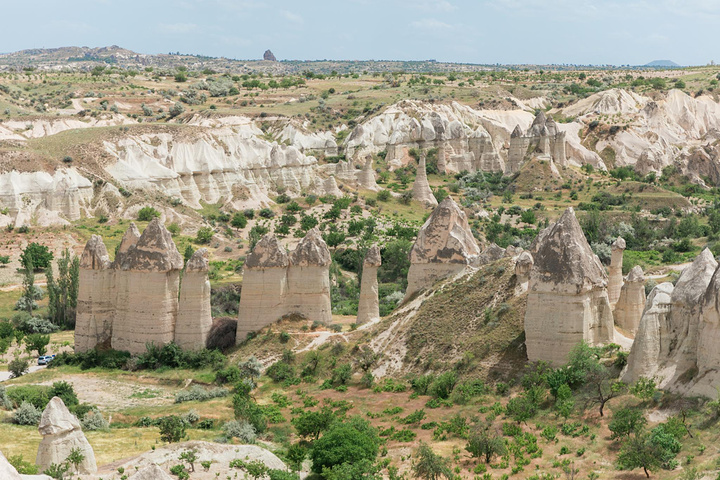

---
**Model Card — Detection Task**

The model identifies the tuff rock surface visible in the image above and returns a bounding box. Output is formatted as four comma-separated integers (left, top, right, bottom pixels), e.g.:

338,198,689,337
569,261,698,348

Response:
176,248,212,350
0,450,22,480
514,251,533,295
404,197,481,300
608,237,626,306
357,245,381,325
237,229,331,342
614,266,646,335
36,397,97,474
411,152,438,207
525,208,615,365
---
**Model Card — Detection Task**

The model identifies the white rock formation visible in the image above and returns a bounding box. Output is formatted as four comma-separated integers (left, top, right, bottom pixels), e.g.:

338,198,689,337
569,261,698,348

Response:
357,246,381,325
112,218,184,354
614,266,646,335
621,282,674,384
514,251,534,295
321,176,343,197
525,208,615,366
176,248,212,350
411,152,438,207
128,464,174,480
36,397,97,474
608,237,626,306
237,234,289,342
357,157,380,191
75,235,114,353
286,228,332,323
0,450,22,480
404,197,481,300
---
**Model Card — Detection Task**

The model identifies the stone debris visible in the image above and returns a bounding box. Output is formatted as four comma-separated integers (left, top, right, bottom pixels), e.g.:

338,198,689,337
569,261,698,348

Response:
608,237,626,306
411,152,438,207
75,219,211,354
525,208,615,365
614,266,646,335
36,397,97,474
237,228,331,342
404,197,481,300
357,246,381,325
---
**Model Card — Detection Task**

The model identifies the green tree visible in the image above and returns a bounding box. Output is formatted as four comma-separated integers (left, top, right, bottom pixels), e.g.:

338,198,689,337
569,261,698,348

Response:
411,442,452,480
46,249,80,328
158,415,187,443
25,334,50,356
231,213,248,229
9,357,29,378
617,428,680,478
21,253,35,315
20,243,53,271
610,407,647,440
310,416,380,475
466,425,506,463
291,407,334,440
195,227,214,244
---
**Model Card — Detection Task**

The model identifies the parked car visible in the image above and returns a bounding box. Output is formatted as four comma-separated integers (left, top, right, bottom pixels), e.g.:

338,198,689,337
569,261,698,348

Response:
37,355,56,366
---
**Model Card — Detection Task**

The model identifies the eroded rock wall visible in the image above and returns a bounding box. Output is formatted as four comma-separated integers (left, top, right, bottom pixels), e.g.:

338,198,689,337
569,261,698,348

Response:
176,248,212,350
357,246,381,325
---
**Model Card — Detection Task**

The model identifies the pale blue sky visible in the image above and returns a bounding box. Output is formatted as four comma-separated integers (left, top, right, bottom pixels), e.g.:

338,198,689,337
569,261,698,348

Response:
2,0,718,66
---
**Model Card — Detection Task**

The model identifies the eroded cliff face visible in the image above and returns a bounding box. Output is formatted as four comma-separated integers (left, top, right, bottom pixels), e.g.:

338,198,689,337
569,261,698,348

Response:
525,208,615,366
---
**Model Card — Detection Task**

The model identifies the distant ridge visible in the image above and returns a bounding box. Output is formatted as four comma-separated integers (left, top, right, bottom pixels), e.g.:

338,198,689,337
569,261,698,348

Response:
645,59,680,67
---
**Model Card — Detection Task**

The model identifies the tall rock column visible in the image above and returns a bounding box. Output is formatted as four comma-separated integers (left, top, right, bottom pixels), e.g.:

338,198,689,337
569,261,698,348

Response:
608,237,626,306
237,234,289,343
514,251,533,295
111,218,184,354
404,197,481,300
176,248,212,350
357,157,380,191
36,397,97,474
412,152,438,208
357,246,381,325
287,228,332,324
614,266,646,335
524,208,615,366
75,235,114,353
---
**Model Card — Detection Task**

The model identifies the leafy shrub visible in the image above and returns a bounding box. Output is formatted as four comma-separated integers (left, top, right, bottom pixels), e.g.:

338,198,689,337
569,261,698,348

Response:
174,386,229,404
429,371,457,399
266,361,296,383
81,409,110,431
8,357,29,378
158,415,187,443
195,227,214,244
223,420,257,443
137,206,160,221
13,402,41,425
17,316,58,334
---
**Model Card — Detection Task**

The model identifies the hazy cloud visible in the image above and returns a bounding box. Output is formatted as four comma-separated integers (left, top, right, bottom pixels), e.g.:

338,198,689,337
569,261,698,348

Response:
281,10,303,23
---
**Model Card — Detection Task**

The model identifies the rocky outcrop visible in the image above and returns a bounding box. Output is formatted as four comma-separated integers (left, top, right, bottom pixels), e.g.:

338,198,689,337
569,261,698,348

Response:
404,197,481,300
128,464,174,480
477,243,506,265
76,219,208,354
514,251,533,294
321,176,343,197
286,228,332,323
36,397,97,474
608,237,626,306
237,229,331,343
112,218,184,353
614,266,646,335
507,111,567,173
263,49,277,61
357,246,381,325
621,249,718,395
622,282,674,384
176,248,212,350
357,157,380,191
412,152,438,207
525,208,615,365
75,235,114,353
0,450,22,480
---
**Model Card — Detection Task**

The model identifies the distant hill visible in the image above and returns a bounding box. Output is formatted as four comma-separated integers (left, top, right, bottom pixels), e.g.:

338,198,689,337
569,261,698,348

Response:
645,60,680,67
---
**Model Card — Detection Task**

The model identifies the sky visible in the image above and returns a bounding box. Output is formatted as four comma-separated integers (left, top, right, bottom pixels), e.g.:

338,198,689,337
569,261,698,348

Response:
2,0,718,66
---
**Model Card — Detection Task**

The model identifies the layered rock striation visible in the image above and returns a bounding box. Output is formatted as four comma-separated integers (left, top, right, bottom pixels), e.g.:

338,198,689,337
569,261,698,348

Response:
75,219,211,354
357,246,381,325
524,208,615,365
404,197,481,300
36,397,97,474
237,228,331,342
